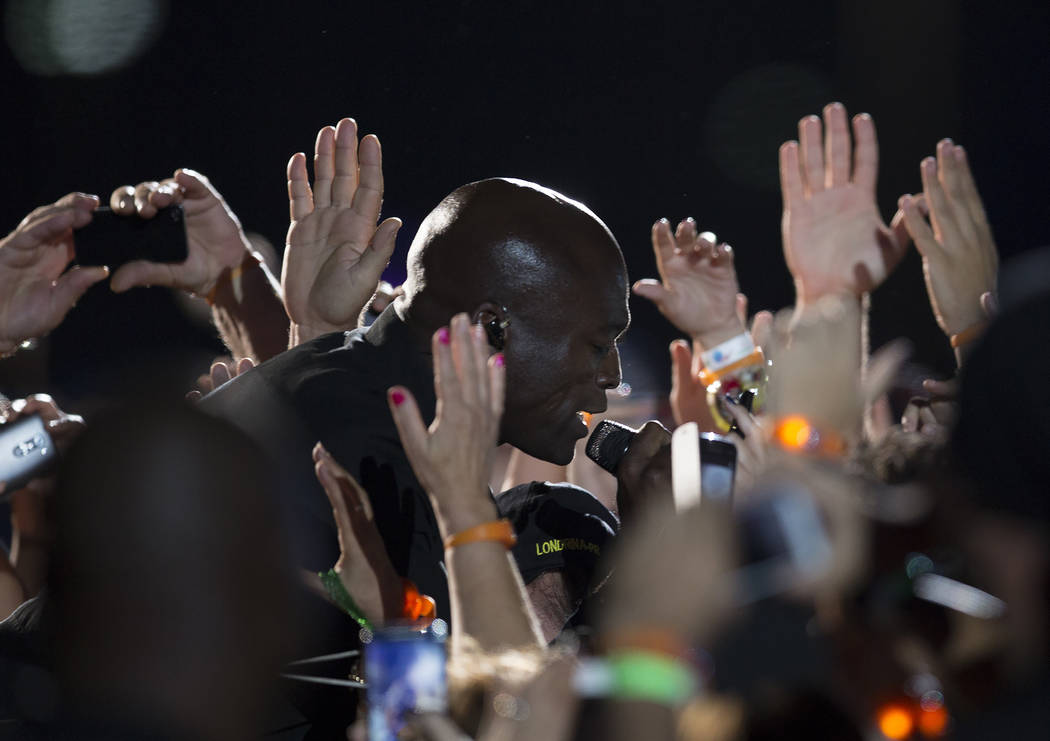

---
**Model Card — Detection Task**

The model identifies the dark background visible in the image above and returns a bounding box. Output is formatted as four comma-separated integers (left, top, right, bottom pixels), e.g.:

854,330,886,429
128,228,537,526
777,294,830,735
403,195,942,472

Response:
1,0,1047,405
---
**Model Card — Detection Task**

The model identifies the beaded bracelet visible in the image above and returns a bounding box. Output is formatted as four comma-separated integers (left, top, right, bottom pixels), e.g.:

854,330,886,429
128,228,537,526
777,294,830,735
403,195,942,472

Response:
318,568,374,631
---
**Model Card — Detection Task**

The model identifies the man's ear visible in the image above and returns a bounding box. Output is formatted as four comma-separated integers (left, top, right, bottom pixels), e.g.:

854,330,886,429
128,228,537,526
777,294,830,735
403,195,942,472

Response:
471,302,510,351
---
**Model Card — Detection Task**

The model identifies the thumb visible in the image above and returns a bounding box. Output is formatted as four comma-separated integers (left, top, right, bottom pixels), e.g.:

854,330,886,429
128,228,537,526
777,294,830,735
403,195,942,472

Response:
735,293,748,325
632,279,669,308
750,310,774,350
669,339,694,397
387,385,430,475
109,259,175,292
50,266,108,320
359,217,402,273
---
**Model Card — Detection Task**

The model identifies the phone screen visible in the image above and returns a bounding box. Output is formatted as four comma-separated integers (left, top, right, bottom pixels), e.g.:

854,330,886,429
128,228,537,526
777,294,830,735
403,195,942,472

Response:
365,624,448,740
0,414,56,498
699,433,737,503
74,205,188,271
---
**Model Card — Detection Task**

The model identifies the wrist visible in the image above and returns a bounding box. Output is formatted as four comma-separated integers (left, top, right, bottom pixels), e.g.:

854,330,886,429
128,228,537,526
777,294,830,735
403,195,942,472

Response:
940,311,987,339
204,250,261,305
432,495,499,539
794,280,859,311
693,317,748,352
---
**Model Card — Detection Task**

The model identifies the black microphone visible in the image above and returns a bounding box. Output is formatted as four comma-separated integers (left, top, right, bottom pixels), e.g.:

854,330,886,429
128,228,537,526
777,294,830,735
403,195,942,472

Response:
585,420,637,474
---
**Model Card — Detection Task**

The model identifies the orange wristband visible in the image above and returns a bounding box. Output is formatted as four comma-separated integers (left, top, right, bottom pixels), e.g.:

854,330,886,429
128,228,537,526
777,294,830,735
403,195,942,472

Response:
949,321,988,349
699,348,766,388
771,414,846,458
444,518,517,550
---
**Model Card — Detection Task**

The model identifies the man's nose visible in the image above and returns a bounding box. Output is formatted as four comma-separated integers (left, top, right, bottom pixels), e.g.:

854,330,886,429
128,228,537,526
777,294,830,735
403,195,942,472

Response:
596,346,622,390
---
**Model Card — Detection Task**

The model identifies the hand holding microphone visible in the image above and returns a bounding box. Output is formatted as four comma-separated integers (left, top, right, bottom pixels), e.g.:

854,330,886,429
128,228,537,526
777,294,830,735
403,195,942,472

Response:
586,420,738,514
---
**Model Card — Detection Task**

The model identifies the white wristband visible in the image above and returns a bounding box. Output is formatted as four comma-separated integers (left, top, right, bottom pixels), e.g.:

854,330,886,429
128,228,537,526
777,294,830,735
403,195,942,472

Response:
700,332,754,371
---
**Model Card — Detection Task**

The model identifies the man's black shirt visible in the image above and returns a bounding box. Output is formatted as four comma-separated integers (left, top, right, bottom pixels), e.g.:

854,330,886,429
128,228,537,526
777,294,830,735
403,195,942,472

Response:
201,306,449,615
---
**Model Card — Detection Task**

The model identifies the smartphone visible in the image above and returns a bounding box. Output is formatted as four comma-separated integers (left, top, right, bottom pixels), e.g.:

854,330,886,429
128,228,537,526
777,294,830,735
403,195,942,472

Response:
0,415,57,497
364,622,448,741
731,481,833,605
671,423,737,508
74,205,188,271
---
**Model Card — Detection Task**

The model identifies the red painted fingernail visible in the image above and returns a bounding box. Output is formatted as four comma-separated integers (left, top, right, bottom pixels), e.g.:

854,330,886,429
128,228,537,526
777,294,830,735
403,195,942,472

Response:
391,390,405,406
438,327,450,345
494,353,505,368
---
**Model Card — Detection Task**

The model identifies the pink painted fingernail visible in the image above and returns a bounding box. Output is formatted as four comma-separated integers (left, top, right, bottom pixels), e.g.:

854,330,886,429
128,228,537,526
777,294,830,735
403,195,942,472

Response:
391,390,405,406
438,327,450,345
494,353,505,368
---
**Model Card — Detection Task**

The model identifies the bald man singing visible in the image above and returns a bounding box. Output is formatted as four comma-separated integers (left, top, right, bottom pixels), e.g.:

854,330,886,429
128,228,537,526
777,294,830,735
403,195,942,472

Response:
203,175,631,617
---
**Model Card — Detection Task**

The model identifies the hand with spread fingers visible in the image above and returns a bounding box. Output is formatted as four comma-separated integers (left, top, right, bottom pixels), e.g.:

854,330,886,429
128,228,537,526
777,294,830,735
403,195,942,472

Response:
898,140,998,340
313,442,403,624
108,169,252,298
779,102,910,304
283,118,402,346
633,218,746,349
0,193,109,354
387,314,504,536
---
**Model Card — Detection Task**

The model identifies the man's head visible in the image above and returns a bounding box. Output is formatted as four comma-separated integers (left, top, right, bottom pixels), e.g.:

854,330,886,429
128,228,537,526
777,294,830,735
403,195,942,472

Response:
401,178,630,464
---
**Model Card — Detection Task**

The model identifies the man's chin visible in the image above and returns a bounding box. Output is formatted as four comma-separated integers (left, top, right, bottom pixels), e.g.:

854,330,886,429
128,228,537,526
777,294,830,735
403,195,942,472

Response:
511,438,576,467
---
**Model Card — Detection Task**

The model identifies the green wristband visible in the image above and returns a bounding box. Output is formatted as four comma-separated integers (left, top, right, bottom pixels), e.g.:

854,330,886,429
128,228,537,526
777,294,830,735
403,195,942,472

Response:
605,651,698,705
319,568,374,631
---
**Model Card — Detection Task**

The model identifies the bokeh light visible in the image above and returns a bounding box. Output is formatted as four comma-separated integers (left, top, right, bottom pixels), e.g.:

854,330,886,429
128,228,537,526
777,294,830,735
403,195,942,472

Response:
877,703,915,740
5,0,166,77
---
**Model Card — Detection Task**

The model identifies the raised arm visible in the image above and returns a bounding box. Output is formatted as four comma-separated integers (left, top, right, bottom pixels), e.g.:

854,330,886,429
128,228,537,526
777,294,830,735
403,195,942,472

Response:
109,170,288,362
388,314,543,651
283,118,402,347
898,139,998,366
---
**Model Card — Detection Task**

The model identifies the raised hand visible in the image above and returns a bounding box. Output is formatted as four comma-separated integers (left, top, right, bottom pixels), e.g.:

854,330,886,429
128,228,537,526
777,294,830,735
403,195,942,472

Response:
387,314,504,535
313,442,403,624
109,169,251,297
0,193,109,353
284,118,402,345
779,103,910,303
186,356,255,403
633,218,746,348
899,140,998,338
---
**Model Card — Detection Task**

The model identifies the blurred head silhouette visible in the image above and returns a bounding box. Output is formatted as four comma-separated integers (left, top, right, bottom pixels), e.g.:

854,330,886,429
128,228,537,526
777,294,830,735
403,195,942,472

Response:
46,400,295,740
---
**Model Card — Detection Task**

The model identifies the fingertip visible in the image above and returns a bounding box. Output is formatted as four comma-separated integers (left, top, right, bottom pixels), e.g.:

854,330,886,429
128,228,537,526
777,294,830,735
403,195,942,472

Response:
389,387,406,407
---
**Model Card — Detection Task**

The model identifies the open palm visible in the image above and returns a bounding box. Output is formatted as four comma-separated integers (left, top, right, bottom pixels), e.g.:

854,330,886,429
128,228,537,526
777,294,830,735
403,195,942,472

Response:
780,104,908,303
283,118,401,342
